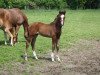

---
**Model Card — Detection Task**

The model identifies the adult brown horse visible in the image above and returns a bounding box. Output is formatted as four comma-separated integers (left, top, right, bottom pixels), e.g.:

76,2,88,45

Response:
0,8,29,46
25,11,66,62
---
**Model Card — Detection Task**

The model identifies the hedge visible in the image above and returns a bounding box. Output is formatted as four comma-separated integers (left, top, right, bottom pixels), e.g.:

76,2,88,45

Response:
0,0,100,9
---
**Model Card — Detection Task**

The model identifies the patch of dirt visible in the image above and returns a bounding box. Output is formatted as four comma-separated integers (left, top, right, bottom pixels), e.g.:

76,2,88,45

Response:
0,39,100,75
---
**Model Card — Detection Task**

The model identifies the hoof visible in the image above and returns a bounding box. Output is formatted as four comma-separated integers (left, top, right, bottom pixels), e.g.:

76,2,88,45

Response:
11,44,14,46
25,57,28,61
36,58,39,60
57,58,61,62
58,59,61,63
51,58,55,62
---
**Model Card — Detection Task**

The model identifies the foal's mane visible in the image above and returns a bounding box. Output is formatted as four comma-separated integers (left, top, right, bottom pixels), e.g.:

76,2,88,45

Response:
50,14,60,26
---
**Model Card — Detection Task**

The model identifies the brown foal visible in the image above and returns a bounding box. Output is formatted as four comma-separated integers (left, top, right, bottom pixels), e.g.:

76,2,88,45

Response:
25,11,66,61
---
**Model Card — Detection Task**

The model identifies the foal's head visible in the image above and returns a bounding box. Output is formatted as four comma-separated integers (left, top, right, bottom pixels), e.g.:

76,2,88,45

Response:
56,11,66,26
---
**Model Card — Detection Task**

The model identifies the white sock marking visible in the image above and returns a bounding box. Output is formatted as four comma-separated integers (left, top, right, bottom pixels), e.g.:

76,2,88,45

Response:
33,51,38,59
51,52,55,61
56,55,61,62
25,53,28,61
5,41,7,45
10,38,13,46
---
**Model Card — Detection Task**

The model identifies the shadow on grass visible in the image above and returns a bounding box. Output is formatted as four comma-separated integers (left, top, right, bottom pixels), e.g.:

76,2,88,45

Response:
0,41,6,46
0,41,14,46
17,40,26,43
0,40,26,46
21,55,51,62
39,56,51,61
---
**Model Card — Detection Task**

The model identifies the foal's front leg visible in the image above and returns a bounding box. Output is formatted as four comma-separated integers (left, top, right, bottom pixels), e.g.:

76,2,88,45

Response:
55,39,61,62
31,35,38,60
25,37,32,61
25,40,29,61
51,37,56,62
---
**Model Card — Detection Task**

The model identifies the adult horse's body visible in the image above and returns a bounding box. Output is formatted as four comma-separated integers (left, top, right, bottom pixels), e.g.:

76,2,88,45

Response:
25,11,66,62
0,8,29,45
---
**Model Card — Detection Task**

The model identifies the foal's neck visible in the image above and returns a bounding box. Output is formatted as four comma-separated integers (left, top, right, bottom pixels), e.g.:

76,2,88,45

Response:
50,17,62,32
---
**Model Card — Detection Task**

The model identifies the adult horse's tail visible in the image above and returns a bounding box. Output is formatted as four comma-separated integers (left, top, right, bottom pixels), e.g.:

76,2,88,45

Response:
16,8,29,38
10,8,29,39
23,19,29,38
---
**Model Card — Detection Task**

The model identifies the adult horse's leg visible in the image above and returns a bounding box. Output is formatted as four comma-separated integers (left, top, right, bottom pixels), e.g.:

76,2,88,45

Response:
11,27,16,44
3,30,8,45
51,37,56,61
31,35,38,59
14,25,20,43
5,28,14,46
55,39,61,62
8,27,16,45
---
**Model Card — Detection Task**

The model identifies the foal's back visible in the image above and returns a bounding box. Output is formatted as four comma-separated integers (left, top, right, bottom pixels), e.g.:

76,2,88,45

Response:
29,22,55,37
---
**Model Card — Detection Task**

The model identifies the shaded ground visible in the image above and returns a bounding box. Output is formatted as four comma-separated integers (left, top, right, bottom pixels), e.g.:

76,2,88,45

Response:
0,39,100,75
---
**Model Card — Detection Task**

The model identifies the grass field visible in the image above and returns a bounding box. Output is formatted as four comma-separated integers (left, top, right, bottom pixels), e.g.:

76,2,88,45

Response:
0,9,100,68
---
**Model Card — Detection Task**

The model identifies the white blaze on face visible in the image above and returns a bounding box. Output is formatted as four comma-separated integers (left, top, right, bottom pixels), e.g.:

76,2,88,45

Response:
60,14,64,25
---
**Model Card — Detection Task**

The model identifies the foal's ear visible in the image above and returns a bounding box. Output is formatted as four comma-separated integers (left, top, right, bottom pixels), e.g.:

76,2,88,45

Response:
63,10,66,14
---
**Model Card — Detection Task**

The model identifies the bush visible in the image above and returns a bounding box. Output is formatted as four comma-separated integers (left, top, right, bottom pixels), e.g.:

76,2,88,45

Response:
0,0,99,9
0,0,4,8
84,0,100,9
33,0,67,9
0,0,29,9
66,0,100,9
11,0,29,9
27,1,37,9
54,0,67,9
66,0,78,9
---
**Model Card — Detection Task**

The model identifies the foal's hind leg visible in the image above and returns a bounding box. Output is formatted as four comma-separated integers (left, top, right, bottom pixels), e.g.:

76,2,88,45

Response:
31,35,38,60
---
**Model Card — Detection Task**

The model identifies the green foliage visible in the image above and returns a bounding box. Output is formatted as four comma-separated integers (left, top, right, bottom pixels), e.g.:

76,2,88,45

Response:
33,0,66,9
10,0,29,9
0,0,29,9
66,0,78,9
0,0,67,9
66,0,100,9
0,0,4,8
84,0,100,9
0,0,100,9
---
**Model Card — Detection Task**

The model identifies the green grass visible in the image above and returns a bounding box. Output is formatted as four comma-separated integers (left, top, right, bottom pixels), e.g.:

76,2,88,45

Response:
0,9,100,65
